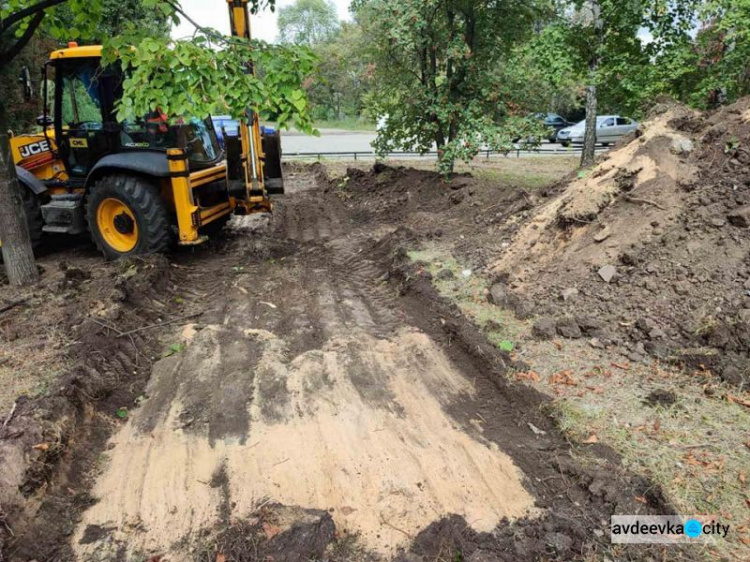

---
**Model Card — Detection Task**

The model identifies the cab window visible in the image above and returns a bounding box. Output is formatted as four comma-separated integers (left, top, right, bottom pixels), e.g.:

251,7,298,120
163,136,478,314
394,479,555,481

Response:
616,117,632,126
60,62,103,129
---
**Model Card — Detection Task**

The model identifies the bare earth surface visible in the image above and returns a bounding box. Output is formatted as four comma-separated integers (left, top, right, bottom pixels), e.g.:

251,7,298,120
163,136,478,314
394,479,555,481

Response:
2,160,705,561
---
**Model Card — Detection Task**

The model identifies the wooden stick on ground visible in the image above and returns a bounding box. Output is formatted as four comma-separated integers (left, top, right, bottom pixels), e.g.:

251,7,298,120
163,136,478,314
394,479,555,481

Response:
0,298,28,315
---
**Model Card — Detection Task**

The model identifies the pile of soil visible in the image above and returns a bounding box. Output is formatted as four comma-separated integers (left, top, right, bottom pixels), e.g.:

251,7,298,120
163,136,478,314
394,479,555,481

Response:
0,256,176,560
488,99,750,385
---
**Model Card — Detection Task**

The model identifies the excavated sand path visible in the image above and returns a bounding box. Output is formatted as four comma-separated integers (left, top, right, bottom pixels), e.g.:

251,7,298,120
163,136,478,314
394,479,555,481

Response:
73,174,537,559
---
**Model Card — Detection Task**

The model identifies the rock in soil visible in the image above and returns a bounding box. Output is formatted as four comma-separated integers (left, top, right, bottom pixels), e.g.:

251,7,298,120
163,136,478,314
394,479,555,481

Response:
593,227,612,243
436,268,455,280
728,205,750,228
556,317,583,339
488,282,508,306
643,389,678,408
533,316,557,340
598,265,617,283
560,288,579,302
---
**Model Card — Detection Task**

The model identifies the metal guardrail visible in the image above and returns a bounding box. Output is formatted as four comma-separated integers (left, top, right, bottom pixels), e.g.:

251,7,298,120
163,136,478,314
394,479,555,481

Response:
282,146,610,161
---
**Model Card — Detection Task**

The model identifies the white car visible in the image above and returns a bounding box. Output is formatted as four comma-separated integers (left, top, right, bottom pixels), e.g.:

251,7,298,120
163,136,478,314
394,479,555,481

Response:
557,115,638,147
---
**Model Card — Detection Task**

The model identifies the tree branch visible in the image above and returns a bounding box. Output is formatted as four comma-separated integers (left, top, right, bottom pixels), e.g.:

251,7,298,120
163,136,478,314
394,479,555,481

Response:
0,11,44,67
0,0,67,32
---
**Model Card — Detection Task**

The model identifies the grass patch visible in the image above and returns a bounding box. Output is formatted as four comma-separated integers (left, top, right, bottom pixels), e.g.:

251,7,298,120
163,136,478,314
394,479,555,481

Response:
407,246,526,351
313,118,376,132
536,356,750,560
471,167,559,190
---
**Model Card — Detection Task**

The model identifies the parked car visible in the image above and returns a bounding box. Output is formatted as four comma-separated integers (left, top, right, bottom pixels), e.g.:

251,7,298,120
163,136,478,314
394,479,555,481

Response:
514,113,572,143
211,115,276,150
533,112,573,142
556,115,638,147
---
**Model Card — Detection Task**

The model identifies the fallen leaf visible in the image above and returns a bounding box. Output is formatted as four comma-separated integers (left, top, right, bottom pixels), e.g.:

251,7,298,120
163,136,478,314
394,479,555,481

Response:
215,554,226,562
653,419,661,432
550,370,578,386
634,496,648,504
611,362,631,371
740,537,750,546
259,301,277,309
32,443,49,451
553,340,563,351
727,394,750,408
262,522,282,539
739,472,747,485
515,370,540,382
582,433,598,444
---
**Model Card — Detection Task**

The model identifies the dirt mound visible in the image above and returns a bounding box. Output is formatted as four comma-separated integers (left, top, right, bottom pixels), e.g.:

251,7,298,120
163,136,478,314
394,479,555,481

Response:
489,99,750,385
328,164,475,223
0,256,176,560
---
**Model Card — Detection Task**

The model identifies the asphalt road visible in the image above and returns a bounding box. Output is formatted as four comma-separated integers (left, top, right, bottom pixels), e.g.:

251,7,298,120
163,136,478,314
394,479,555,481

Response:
282,130,379,154
280,129,597,159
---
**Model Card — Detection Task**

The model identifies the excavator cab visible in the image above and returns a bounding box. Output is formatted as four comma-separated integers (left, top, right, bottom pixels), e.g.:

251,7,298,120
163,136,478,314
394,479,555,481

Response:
52,56,223,178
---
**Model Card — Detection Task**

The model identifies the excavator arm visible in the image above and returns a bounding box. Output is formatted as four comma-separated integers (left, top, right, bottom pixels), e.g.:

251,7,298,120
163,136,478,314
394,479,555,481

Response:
225,0,284,211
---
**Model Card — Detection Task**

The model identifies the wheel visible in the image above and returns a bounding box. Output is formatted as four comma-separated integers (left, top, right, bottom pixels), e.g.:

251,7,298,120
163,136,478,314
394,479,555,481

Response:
561,141,571,148
20,185,44,249
86,175,171,260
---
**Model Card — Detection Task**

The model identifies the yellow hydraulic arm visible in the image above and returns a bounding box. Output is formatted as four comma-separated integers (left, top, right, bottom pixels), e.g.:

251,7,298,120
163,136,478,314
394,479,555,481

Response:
226,0,270,209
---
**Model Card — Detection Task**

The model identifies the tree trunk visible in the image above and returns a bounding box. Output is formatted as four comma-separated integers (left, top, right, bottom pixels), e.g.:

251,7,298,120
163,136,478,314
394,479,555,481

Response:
580,0,602,168
581,84,598,167
0,131,39,285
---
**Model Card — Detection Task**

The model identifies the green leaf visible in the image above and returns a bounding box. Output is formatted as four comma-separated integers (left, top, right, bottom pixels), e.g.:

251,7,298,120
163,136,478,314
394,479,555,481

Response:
163,343,186,357
116,407,129,419
498,340,514,352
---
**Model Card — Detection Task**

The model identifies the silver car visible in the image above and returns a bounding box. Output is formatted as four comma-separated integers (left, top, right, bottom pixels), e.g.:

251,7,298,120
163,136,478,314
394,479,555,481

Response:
557,115,639,147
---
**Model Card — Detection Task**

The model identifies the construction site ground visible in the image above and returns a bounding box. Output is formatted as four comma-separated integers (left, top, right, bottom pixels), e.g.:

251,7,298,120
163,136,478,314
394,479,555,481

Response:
2,103,750,562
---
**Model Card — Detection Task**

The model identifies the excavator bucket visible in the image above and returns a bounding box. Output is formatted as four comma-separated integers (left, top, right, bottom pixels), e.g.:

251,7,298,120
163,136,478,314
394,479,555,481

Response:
262,128,284,195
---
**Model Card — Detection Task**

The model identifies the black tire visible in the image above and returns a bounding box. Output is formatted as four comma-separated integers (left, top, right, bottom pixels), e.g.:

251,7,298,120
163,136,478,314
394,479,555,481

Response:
561,141,571,148
86,174,171,260
20,185,44,249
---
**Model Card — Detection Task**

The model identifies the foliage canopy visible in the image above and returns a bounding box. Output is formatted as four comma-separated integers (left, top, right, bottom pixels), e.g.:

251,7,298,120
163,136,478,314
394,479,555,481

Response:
0,0,316,131
278,0,338,46
354,0,552,172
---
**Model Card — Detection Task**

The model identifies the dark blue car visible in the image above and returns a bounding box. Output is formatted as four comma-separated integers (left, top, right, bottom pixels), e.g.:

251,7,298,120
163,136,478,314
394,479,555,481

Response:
211,115,276,150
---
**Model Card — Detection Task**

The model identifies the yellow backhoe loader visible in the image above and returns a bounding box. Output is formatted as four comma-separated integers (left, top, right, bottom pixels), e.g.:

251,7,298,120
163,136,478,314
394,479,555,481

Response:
8,0,283,260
